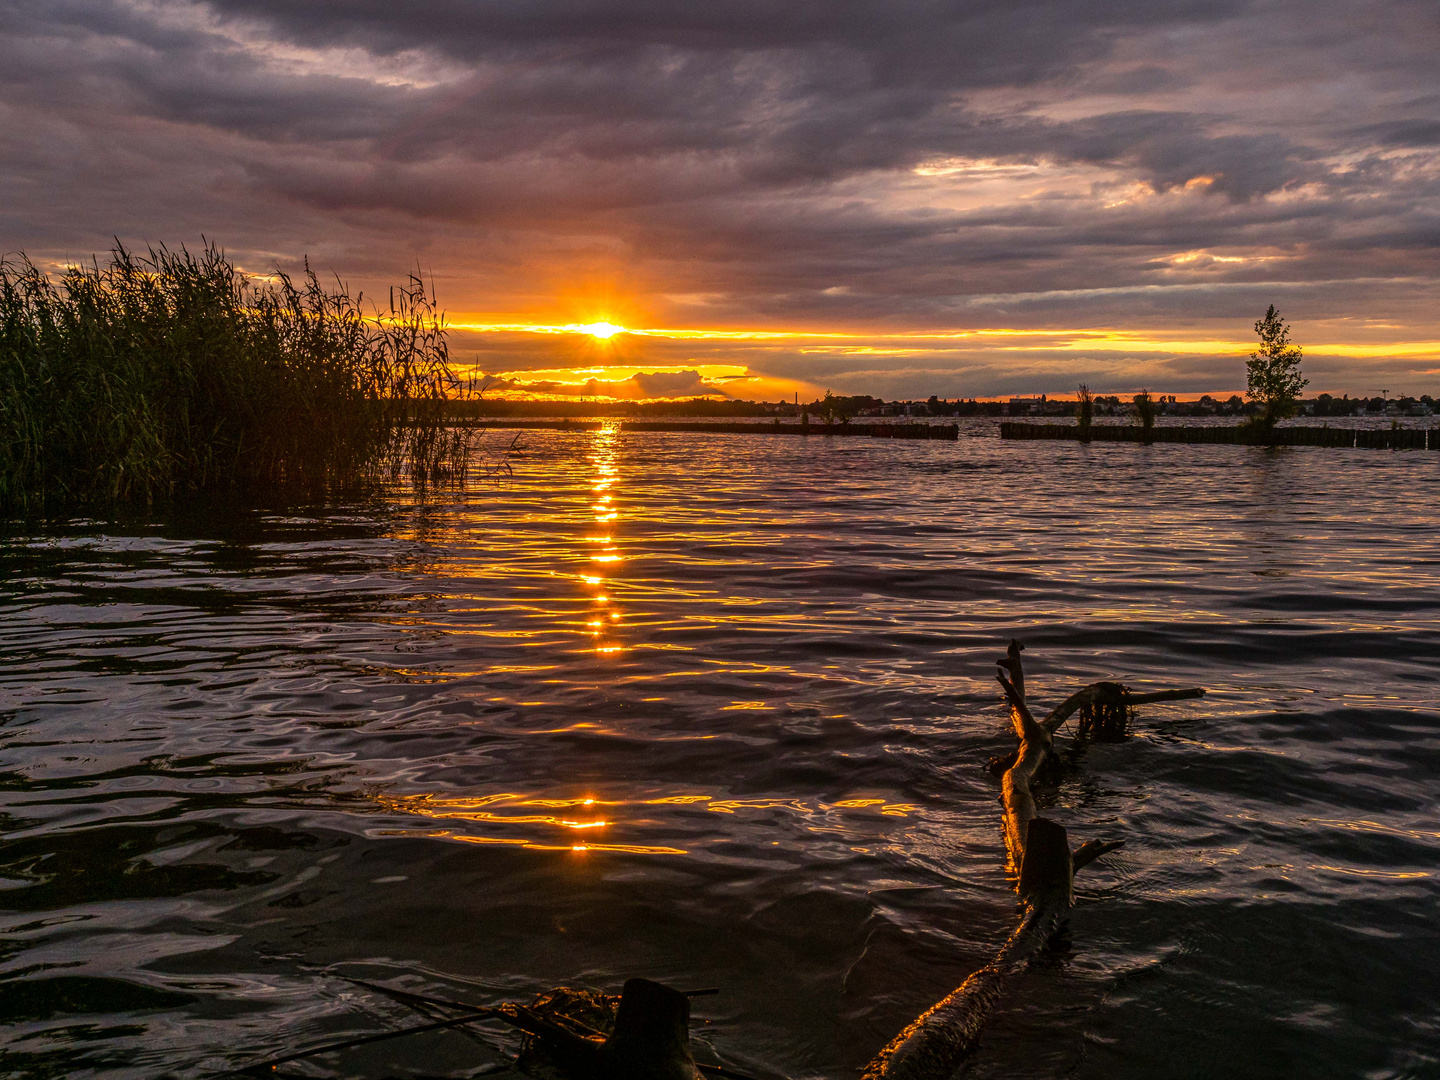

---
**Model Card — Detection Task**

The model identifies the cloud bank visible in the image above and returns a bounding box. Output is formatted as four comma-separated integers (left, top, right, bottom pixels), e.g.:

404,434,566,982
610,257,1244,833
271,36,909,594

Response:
2,0,1437,395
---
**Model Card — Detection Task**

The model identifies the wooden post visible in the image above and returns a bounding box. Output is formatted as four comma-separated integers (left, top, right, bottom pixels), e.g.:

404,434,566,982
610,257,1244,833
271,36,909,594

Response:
604,979,701,1080
504,978,705,1080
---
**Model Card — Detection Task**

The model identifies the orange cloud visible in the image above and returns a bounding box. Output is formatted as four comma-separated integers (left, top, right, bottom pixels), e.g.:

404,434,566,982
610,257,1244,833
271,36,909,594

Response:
472,362,819,402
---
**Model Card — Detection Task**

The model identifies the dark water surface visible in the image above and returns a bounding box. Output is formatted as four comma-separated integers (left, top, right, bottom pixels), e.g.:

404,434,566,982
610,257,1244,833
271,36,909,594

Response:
2,426,1437,1079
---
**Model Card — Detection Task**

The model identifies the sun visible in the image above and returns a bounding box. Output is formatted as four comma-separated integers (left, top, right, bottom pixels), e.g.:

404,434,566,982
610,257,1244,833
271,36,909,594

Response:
578,321,624,340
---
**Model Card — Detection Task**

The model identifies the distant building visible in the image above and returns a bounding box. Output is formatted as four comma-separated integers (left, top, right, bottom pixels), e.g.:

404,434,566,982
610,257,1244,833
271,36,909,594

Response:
1009,395,1046,415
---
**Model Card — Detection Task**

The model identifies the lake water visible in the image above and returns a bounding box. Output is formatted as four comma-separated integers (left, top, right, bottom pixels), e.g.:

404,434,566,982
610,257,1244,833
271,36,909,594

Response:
2,422,1437,1079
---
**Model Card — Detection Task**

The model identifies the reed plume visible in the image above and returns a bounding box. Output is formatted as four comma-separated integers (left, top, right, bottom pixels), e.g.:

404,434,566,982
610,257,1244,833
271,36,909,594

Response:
0,241,467,512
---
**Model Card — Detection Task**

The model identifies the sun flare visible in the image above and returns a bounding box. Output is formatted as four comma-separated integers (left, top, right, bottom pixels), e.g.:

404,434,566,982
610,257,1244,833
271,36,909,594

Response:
579,321,623,339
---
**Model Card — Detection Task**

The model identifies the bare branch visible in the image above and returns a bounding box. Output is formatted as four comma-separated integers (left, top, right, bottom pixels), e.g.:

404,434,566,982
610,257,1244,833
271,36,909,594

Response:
995,638,1025,703
1042,682,1205,734
1071,839,1126,873
1041,681,1122,733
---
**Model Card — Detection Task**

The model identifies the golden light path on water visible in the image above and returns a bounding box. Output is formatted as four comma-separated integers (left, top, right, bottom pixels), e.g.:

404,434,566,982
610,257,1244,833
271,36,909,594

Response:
374,425,920,856
377,792,919,856
587,424,624,669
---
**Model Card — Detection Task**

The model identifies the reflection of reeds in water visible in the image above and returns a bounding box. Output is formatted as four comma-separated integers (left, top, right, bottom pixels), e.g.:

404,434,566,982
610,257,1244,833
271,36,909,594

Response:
0,242,472,511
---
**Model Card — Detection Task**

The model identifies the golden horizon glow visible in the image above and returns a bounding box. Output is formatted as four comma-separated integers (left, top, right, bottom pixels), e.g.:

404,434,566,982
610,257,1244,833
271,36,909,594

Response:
449,318,1438,360
467,361,823,403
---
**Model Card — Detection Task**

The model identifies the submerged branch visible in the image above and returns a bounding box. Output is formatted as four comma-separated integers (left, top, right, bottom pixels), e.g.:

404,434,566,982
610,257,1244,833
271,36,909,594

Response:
861,640,1205,1080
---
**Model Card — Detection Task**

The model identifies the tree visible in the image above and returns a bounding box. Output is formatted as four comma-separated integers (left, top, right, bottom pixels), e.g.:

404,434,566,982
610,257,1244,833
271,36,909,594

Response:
1076,384,1093,442
1246,305,1307,428
1133,389,1156,443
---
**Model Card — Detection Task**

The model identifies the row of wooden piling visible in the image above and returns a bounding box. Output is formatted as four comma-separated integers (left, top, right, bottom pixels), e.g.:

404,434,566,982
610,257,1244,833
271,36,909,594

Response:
456,419,961,440
623,420,959,440
1000,422,1439,450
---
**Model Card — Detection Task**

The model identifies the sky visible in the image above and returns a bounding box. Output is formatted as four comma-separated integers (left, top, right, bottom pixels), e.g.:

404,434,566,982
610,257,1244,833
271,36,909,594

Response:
2,0,1438,401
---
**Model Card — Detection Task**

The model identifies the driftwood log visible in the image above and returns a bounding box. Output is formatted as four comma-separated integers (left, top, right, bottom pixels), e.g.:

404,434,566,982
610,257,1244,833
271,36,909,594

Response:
859,641,1204,1080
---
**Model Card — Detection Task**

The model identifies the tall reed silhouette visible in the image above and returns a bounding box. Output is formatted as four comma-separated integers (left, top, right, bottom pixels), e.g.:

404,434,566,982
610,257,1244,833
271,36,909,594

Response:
0,242,469,511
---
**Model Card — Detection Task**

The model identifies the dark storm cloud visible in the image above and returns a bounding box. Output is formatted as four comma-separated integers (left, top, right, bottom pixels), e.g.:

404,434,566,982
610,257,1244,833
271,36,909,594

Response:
2,0,1437,395
1362,120,1440,148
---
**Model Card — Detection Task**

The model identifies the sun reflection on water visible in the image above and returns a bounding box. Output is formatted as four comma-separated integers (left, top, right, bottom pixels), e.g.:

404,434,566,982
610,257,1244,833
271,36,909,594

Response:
373,790,919,856
585,425,625,657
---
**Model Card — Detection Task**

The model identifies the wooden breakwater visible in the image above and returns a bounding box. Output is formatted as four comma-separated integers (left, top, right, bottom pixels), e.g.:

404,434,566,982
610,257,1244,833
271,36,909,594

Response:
1001,422,1439,450
453,419,959,440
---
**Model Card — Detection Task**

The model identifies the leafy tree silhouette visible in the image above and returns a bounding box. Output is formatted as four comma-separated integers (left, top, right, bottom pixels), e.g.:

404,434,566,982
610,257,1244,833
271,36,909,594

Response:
1246,305,1308,431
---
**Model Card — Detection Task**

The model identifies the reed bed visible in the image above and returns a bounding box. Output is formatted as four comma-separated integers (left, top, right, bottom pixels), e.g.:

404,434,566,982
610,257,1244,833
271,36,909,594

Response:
0,242,471,512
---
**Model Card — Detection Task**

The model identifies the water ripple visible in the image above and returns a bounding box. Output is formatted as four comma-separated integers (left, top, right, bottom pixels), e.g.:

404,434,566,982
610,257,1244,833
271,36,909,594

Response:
1,426,1437,1078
